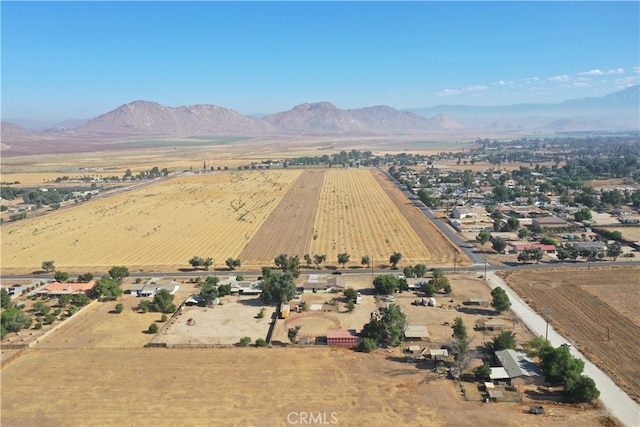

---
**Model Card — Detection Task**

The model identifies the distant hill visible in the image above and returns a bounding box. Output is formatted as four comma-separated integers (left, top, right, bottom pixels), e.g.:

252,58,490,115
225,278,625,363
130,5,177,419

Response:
1,121,33,138
75,100,273,135
262,102,462,134
405,85,640,131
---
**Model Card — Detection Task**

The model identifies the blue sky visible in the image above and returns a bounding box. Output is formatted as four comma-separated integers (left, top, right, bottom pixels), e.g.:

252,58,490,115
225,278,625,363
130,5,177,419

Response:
2,1,639,123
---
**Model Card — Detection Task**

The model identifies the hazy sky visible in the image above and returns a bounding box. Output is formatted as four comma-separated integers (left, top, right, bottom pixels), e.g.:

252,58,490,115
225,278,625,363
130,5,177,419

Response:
2,1,639,123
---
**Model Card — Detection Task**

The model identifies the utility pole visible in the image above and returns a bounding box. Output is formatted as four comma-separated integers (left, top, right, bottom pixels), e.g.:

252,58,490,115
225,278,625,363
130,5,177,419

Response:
453,252,457,274
544,308,553,341
484,258,487,281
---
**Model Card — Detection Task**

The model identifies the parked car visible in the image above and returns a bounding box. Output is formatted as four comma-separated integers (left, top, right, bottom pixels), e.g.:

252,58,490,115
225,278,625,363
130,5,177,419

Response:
561,343,572,348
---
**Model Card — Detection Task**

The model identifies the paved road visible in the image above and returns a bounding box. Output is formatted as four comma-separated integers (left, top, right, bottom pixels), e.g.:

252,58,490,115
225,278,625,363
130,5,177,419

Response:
485,270,640,427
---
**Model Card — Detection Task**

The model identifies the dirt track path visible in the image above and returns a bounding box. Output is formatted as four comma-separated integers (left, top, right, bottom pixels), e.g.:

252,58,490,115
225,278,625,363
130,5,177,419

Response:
239,169,325,265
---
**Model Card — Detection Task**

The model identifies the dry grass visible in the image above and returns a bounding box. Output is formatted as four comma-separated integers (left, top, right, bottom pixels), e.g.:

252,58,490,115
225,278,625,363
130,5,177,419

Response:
1,170,301,273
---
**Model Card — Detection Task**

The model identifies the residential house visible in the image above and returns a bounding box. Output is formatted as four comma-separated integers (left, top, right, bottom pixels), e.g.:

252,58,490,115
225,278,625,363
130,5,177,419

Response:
492,349,545,386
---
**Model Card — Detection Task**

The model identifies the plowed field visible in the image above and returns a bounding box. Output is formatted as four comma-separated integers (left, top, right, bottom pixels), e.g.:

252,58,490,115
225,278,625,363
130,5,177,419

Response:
503,266,640,402
239,169,325,264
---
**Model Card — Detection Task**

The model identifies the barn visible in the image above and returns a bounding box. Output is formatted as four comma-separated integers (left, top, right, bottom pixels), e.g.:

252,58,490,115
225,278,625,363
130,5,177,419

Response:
326,329,359,347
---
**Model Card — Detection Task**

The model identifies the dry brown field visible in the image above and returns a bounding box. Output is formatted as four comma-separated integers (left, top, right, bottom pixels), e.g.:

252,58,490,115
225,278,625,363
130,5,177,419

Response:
2,346,615,427
1,170,302,274
2,168,462,274
239,169,325,264
500,266,640,403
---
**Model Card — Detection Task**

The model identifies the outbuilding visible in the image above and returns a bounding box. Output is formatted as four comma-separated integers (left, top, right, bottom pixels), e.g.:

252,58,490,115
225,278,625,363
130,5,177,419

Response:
326,329,359,347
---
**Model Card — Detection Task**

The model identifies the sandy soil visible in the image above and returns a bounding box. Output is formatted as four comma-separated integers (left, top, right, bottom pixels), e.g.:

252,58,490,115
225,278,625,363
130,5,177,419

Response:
501,266,640,403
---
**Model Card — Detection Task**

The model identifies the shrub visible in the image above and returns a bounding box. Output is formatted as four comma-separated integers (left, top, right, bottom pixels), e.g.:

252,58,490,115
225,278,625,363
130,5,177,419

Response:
256,308,265,319
115,303,124,314
160,314,168,322
255,338,267,347
346,301,355,312
147,323,159,334
239,336,252,346
34,322,43,330
357,338,377,353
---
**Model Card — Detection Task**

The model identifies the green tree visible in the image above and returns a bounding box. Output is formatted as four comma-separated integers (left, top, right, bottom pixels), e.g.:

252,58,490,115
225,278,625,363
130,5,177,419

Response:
304,254,313,268
343,287,358,302
413,263,427,278
147,323,159,334
473,363,491,380
1,307,32,335
541,346,584,383
313,254,327,269
92,275,123,300
260,271,296,304
0,288,10,309
225,257,241,270
217,284,232,297
518,227,529,239
565,375,600,402
491,287,512,313
422,282,438,297
606,242,622,261
429,268,451,294
108,266,130,283
274,254,301,277
114,303,124,314
389,252,403,269
491,237,508,254
72,293,91,306
77,273,94,282
361,304,406,346
373,274,399,295
152,289,175,313
505,216,520,231
574,207,593,222
361,255,371,269
492,330,517,351
337,253,350,268
402,265,415,278
346,300,355,312
54,271,70,282
288,325,301,343
255,338,267,347
476,229,491,252
239,336,252,346
189,256,205,269
200,279,220,306
357,337,377,353
451,316,469,367
202,257,213,271
41,260,55,273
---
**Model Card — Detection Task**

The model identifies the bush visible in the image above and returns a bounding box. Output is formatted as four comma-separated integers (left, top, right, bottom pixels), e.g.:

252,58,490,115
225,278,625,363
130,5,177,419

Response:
255,338,267,347
147,323,159,334
115,303,124,314
239,336,252,346
357,338,377,353
256,308,265,319
34,322,42,330
160,314,167,322
67,305,79,316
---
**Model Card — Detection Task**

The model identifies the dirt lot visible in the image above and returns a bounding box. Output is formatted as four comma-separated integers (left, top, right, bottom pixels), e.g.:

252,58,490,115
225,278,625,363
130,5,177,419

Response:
500,266,640,403
1,346,616,427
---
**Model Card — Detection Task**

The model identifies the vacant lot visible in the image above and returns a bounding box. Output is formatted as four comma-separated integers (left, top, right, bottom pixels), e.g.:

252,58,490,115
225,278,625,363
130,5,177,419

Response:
501,266,640,403
1,346,614,427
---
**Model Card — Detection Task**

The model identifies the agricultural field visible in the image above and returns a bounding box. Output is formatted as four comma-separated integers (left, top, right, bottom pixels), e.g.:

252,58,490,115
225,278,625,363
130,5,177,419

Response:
308,169,465,266
1,168,463,274
0,170,302,274
501,266,640,403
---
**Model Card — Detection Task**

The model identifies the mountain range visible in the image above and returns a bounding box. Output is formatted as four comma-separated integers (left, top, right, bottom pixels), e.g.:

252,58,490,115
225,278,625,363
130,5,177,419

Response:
2,86,638,142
